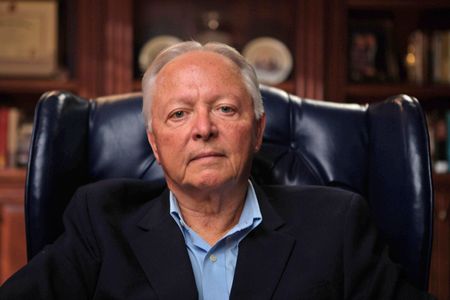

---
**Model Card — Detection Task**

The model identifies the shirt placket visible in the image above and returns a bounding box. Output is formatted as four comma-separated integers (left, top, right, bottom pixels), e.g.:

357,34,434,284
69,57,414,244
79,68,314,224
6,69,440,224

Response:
202,243,228,300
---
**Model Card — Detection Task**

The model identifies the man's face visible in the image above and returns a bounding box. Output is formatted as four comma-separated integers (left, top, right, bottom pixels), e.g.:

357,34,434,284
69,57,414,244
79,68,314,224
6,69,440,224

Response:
147,51,265,194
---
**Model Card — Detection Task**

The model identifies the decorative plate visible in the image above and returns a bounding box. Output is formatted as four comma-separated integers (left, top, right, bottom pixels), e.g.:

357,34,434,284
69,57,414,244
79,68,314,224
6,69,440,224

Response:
242,37,293,84
138,35,182,72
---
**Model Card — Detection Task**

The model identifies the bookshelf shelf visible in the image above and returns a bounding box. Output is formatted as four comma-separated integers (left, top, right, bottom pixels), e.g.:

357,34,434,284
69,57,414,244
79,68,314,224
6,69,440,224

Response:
348,0,450,9
346,83,450,102
434,172,450,186
0,79,78,95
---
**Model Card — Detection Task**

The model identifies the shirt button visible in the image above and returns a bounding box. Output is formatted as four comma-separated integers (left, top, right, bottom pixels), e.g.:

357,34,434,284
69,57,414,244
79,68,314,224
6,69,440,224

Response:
209,254,217,263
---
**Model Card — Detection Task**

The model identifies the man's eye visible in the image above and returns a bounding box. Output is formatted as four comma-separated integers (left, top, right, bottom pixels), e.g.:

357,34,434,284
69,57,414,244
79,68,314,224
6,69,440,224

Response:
170,111,185,119
219,106,235,114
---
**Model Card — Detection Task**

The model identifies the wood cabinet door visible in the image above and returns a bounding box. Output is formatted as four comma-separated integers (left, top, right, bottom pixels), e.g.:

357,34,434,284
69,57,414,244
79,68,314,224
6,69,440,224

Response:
0,202,26,284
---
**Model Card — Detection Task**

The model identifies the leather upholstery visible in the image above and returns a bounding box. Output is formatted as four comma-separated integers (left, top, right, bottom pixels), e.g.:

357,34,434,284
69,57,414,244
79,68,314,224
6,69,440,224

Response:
25,85,433,290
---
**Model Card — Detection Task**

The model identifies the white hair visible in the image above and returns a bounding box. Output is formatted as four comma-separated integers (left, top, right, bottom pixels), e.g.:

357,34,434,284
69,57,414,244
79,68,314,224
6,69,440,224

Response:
141,41,264,131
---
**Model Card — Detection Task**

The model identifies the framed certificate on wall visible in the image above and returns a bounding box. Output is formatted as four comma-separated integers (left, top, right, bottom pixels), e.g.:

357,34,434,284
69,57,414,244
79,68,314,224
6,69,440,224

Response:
0,0,58,77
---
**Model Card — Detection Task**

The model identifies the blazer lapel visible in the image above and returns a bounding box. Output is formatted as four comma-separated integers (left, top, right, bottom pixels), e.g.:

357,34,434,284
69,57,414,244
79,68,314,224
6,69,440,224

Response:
126,189,198,299
230,185,296,300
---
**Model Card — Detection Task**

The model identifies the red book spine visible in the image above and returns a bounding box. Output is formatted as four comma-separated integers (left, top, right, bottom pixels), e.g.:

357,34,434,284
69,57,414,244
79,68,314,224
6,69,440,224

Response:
0,107,7,168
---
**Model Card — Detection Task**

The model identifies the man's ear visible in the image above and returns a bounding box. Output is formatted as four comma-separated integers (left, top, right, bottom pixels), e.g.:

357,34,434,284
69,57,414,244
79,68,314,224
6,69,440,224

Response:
146,130,161,164
254,113,266,152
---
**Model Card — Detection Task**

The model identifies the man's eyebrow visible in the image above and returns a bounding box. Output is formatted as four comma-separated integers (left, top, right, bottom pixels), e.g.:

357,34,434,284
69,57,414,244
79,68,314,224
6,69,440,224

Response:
162,91,244,107
213,93,243,101
164,96,195,105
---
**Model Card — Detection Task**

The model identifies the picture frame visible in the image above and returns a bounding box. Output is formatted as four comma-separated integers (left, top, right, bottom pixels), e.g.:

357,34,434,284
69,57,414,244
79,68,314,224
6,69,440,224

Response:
348,18,399,83
0,0,58,77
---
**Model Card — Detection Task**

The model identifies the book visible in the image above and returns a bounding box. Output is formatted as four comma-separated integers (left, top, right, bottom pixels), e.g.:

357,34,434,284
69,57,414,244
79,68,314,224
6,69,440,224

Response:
7,107,20,167
0,107,23,168
405,30,428,84
441,32,449,83
431,30,450,84
429,110,449,173
0,107,7,168
447,111,450,172
16,123,33,167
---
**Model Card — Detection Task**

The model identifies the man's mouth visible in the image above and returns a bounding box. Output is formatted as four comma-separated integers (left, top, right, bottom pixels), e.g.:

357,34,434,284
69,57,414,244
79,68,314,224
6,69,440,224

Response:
191,151,225,161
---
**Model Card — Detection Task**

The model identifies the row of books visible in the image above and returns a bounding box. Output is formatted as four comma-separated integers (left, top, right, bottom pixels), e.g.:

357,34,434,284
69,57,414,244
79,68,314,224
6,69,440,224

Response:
405,30,450,85
428,110,450,174
0,106,32,169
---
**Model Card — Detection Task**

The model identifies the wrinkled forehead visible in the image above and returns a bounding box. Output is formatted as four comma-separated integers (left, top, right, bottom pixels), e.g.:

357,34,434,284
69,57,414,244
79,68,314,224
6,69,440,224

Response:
152,51,250,102
156,50,242,83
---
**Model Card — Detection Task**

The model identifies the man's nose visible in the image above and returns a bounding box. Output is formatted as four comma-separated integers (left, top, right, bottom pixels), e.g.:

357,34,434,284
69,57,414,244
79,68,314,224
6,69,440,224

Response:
192,110,218,141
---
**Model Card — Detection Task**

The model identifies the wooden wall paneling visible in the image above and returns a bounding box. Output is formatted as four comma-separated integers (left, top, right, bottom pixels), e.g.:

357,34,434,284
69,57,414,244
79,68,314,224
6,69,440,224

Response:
76,0,133,98
296,0,325,99
103,0,133,95
76,0,105,98
0,169,26,284
296,0,306,96
325,0,347,101
429,175,450,300
0,203,26,284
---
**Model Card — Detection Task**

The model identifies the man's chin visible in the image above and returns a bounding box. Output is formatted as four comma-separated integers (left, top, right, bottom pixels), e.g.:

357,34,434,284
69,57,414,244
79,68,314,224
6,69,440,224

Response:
182,174,243,192
188,177,231,190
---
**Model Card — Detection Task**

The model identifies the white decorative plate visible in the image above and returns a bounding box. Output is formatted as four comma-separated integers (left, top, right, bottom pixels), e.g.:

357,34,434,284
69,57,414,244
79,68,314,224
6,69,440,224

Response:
138,35,182,72
242,37,293,84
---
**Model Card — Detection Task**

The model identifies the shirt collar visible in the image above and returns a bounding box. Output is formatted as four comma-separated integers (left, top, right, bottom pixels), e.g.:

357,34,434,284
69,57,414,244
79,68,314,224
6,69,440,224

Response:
169,180,262,234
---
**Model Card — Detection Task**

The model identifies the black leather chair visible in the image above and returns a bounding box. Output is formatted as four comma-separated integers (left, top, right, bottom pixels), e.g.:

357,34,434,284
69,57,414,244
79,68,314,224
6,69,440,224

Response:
25,85,433,291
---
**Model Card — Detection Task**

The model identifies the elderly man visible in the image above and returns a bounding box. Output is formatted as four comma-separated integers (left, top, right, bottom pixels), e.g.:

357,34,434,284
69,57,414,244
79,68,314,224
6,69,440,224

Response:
1,42,434,300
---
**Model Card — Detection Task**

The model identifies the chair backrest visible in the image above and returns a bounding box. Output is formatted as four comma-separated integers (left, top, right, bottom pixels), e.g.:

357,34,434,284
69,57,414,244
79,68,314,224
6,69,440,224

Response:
25,85,433,290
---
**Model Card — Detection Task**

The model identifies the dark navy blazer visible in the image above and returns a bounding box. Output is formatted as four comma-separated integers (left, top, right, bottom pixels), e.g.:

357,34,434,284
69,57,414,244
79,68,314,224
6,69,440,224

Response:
2,179,433,300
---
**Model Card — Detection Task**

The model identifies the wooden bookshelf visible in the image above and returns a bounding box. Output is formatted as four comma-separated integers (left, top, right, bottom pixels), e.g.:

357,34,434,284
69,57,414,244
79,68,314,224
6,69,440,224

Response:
0,79,78,95
326,1,450,297
347,0,450,9
346,83,450,102
430,173,450,300
0,168,26,284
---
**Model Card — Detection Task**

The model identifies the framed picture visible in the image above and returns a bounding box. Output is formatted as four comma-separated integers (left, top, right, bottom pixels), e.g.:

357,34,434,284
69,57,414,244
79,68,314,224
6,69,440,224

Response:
0,0,58,77
348,19,399,83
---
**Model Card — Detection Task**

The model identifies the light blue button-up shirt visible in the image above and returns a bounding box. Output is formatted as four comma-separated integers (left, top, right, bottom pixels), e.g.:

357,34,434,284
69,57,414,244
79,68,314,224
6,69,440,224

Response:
169,181,262,300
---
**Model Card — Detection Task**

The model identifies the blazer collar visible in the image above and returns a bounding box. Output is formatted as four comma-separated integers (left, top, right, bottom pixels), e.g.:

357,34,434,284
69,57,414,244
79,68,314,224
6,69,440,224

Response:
230,184,296,300
127,183,295,300
126,189,198,299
